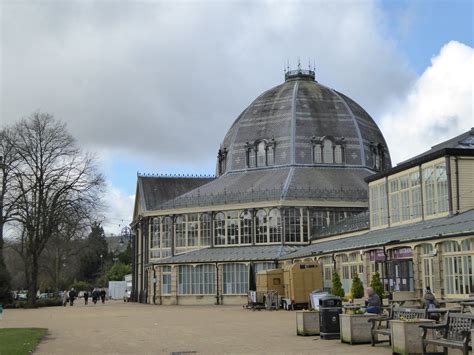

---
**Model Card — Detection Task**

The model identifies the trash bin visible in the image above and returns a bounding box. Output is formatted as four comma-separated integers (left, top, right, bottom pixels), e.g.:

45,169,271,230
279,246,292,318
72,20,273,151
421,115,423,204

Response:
319,295,342,339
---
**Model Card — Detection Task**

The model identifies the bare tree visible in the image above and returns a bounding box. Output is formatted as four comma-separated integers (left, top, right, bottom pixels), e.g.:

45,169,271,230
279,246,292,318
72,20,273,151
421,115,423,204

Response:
0,128,22,301
5,113,104,304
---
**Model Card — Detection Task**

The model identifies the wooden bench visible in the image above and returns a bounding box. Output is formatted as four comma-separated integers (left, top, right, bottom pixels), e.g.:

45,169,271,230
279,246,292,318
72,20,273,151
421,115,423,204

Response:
420,313,474,355
368,307,427,347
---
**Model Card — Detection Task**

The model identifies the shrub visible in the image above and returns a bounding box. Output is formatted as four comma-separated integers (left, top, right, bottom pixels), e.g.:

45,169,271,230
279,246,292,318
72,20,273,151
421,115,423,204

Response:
350,274,364,299
370,272,384,297
69,281,91,291
3,298,62,309
331,271,345,298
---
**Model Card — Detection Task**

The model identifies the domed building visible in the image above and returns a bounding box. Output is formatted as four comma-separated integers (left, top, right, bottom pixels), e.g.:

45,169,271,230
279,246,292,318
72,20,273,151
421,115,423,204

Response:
131,68,391,305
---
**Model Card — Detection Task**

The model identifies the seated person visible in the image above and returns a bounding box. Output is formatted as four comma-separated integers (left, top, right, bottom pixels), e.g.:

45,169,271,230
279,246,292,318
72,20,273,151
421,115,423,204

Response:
365,287,382,314
423,286,440,321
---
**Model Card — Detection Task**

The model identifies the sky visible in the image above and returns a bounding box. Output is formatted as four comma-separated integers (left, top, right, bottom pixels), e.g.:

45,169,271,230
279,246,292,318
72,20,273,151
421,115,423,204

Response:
1,0,473,234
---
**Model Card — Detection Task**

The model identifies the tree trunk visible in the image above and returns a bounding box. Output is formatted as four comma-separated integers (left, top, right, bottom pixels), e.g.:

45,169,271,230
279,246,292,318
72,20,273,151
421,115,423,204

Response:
0,219,12,302
28,254,39,306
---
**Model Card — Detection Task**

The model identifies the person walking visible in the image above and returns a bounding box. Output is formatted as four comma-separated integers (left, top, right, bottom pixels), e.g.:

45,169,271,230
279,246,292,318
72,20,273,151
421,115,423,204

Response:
62,290,68,307
84,290,89,305
68,288,76,306
100,288,106,304
92,288,99,304
365,287,382,314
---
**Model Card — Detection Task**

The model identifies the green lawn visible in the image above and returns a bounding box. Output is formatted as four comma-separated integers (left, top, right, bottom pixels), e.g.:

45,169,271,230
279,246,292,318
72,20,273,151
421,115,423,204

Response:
0,328,47,355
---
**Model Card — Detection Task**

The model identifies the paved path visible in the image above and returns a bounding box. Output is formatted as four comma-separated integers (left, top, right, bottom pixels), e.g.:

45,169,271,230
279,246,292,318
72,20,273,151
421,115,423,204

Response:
1,301,391,354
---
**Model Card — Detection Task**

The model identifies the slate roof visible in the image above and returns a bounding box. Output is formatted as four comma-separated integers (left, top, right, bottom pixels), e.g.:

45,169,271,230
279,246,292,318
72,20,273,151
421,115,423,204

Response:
366,128,474,183
155,166,371,210
401,128,474,164
313,211,370,239
221,73,391,172
137,175,215,212
152,245,300,265
281,209,474,260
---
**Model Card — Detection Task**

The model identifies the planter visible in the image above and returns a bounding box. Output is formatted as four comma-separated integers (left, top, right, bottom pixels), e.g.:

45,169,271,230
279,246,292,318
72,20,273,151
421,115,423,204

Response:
339,314,374,344
296,310,320,336
391,319,435,355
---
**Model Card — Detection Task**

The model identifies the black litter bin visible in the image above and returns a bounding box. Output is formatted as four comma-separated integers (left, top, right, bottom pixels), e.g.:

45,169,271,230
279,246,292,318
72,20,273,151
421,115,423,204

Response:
319,295,342,340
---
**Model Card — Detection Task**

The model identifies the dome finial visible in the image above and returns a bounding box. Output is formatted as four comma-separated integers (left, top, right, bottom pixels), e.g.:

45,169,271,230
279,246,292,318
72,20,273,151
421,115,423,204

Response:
284,58,316,82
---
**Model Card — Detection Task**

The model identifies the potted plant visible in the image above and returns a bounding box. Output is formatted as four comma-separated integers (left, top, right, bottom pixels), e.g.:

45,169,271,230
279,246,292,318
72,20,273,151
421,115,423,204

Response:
296,309,320,336
391,317,436,354
340,309,374,344
331,271,345,298
370,272,384,297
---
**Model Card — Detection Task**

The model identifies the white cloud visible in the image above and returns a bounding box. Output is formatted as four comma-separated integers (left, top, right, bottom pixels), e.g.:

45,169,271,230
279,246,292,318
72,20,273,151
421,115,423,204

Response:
1,0,413,167
380,41,473,165
101,182,135,235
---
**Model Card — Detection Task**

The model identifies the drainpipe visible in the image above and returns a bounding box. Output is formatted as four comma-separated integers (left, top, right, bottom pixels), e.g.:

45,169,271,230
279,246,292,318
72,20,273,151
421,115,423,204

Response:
382,247,388,292
455,157,460,212
175,266,179,305
215,262,220,305
153,268,156,305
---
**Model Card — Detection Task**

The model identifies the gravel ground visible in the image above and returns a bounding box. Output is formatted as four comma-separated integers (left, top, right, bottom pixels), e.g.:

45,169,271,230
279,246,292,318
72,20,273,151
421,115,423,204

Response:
0,301,392,354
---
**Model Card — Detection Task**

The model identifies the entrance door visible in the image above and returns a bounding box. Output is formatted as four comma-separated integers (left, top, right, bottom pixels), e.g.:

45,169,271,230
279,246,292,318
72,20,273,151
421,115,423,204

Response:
386,260,414,291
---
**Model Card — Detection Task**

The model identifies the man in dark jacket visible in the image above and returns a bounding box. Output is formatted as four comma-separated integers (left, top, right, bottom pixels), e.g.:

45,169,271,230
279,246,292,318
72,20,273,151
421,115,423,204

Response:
100,289,106,304
68,288,76,306
84,290,89,305
365,287,382,314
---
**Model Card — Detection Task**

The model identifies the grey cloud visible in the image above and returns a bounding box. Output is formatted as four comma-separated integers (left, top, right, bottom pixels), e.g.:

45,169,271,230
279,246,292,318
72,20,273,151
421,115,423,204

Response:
1,1,415,167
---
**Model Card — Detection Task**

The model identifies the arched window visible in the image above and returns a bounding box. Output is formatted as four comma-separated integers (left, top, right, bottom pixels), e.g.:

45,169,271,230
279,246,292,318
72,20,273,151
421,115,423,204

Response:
267,145,274,166
247,147,256,168
187,214,198,247
268,209,282,243
334,145,343,164
442,239,474,296
255,209,267,244
227,211,239,245
371,143,385,171
151,217,160,249
284,208,301,243
200,213,212,246
313,144,322,163
162,216,172,257
217,148,228,175
256,141,266,167
322,139,333,163
214,212,226,246
175,216,186,249
240,211,252,244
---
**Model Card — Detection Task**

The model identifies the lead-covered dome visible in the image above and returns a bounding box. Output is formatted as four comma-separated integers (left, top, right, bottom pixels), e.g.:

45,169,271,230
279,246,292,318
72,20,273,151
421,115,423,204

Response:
218,70,391,175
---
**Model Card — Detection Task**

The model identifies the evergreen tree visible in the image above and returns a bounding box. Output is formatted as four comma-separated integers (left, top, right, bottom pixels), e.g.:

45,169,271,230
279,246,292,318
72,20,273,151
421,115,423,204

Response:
350,274,364,299
331,271,345,298
370,272,384,297
77,223,108,283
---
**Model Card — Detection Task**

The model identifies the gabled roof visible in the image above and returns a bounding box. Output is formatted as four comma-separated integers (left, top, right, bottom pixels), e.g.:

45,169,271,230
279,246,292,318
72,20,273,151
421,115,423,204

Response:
152,245,300,265
134,175,215,217
281,209,474,260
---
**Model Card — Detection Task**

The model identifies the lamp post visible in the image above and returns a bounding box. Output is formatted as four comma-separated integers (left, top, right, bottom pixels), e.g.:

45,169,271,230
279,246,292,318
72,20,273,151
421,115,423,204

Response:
119,226,131,246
